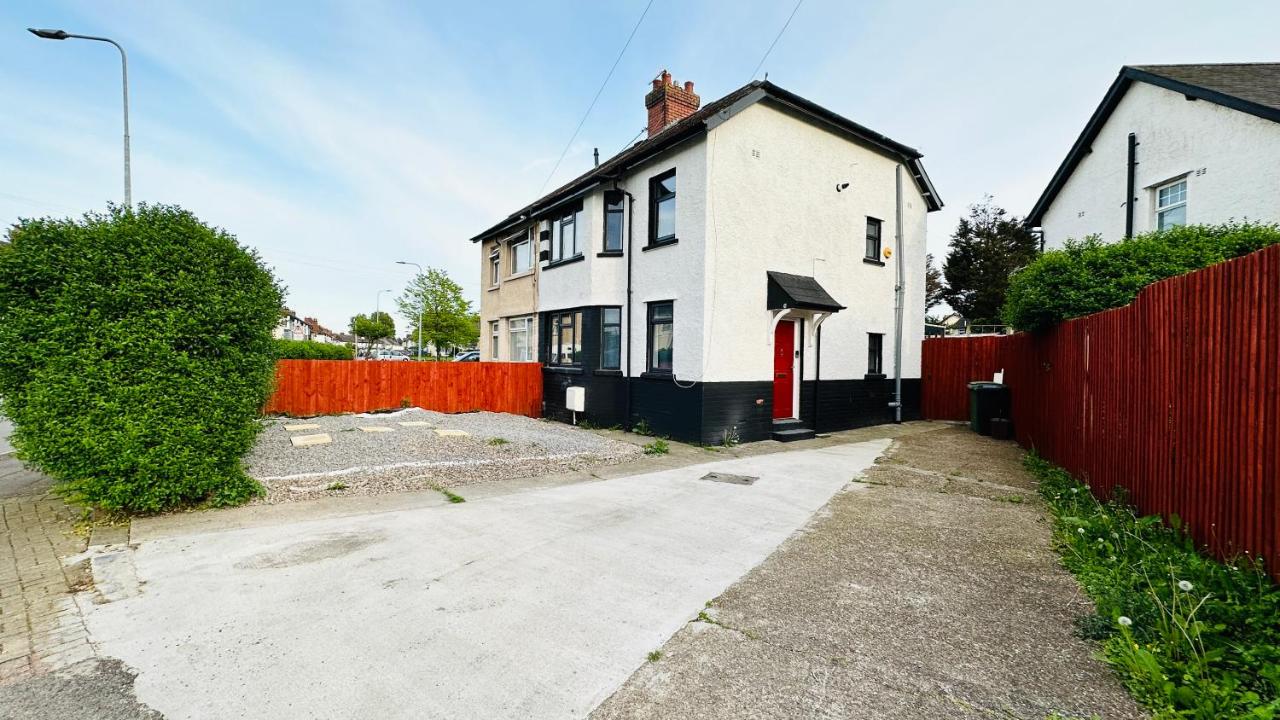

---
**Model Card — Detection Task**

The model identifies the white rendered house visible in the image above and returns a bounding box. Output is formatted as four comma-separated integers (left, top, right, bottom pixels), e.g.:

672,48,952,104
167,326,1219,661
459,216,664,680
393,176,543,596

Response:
1027,63,1280,247
471,72,942,443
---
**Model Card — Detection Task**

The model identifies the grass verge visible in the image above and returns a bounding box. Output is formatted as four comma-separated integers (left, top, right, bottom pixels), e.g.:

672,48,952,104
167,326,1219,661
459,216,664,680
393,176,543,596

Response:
1027,453,1280,718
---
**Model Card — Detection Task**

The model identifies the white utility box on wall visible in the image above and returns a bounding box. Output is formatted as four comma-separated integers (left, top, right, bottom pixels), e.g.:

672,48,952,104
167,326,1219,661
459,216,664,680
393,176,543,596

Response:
565,386,585,413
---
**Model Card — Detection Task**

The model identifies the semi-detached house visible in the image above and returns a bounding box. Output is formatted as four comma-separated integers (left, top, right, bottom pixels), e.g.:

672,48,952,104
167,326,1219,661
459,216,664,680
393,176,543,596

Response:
471,71,941,444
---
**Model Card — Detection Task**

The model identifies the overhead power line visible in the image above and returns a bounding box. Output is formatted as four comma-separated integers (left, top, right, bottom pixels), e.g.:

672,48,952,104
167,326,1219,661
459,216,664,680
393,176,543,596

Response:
749,0,805,82
539,0,655,194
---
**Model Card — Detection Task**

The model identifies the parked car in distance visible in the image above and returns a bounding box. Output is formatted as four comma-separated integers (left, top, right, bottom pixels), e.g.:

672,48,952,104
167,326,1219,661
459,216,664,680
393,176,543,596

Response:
373,351,410,361
453,350,480,362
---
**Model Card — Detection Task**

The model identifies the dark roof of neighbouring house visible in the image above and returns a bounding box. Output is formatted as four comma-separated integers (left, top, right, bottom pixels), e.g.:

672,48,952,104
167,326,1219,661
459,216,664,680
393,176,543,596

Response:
766,271,845,312
470,80,943,242
1026,63,1280,225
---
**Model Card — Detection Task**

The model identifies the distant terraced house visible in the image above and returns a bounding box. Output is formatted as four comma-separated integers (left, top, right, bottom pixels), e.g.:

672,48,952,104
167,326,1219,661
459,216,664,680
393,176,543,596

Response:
471,70,942,444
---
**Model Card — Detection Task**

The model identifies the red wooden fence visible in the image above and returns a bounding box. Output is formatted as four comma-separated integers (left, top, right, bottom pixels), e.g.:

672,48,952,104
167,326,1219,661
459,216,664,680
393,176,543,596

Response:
265,360,543,417
921,245,1280,576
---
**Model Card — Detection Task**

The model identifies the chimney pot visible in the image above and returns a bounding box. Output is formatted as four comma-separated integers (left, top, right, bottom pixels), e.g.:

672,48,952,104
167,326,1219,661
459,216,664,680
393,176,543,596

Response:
684,81,694,92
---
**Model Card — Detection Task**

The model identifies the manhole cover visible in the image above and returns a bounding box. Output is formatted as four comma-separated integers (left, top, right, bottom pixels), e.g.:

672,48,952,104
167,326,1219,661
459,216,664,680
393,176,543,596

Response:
700,472,758,486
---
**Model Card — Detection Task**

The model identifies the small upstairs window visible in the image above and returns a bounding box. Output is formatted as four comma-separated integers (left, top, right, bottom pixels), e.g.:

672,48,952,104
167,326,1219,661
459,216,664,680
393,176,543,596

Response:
1156,180,1187,230
648,170,677,247
551,207,583,262
489,250,500,286
603,192,624,253
865,218,882,261
510,233,532,275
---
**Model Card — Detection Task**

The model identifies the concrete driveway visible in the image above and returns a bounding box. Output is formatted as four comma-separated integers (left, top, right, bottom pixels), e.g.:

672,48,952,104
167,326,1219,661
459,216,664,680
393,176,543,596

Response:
80,439,889,719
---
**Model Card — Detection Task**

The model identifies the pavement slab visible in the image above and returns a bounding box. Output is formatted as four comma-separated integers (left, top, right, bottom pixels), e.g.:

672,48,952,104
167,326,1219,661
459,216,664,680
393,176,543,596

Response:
79,440,889,720
288,433,331,447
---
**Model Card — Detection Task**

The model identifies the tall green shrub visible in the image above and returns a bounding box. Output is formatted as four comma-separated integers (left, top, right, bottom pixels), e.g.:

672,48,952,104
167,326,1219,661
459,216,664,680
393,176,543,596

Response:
1002,222,1280,331
0,204,283,512
273,339,354,360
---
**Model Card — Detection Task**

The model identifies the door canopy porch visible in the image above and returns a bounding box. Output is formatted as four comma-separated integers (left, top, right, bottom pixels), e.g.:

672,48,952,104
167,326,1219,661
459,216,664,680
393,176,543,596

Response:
766,271,845,346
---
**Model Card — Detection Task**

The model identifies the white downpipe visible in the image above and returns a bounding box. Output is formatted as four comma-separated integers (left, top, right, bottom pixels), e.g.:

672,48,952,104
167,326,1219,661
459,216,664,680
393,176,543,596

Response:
892,165,905,423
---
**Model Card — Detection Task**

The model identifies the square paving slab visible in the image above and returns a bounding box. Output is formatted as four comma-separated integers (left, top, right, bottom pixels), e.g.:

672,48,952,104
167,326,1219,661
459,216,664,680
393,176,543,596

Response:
434,428,469,437
358,427,394,433
289,434,332,447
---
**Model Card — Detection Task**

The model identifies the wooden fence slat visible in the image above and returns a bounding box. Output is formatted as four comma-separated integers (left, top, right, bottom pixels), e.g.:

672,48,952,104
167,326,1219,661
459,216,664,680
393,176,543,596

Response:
920,245,1280,579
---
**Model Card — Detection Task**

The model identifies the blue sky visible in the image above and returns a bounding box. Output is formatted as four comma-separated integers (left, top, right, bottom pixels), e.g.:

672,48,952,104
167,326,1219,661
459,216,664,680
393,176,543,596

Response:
3,1,1278,333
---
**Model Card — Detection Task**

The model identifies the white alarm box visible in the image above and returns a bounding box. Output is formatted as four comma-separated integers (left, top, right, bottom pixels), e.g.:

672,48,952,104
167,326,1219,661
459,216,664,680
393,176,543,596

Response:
565,386,585,413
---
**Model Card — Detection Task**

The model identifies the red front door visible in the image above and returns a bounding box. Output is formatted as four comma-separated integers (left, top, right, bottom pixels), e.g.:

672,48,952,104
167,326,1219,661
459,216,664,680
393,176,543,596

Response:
773,320,795,419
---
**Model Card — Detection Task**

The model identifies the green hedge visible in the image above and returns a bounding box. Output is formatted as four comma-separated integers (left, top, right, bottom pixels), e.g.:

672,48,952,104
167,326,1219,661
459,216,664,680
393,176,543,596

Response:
0,205,283,512
1028,454,1280,718
1003,223,1280,331
273,338,353,360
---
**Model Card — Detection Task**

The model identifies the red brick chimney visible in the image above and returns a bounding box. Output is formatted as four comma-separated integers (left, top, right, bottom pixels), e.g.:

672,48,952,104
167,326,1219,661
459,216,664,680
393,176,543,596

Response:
645,70,700,138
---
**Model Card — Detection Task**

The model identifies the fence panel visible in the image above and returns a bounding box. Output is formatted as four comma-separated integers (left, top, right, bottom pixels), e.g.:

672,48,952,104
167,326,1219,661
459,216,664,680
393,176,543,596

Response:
265,360,543,418
920,245,1280,577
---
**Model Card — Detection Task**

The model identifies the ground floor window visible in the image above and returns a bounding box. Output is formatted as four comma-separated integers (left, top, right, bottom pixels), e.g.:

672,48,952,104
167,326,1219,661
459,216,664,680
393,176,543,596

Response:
647,301,673,373
490,321,500,359
549,311,583,366
601,307,621,369
867,332,884,375
508,316,533,361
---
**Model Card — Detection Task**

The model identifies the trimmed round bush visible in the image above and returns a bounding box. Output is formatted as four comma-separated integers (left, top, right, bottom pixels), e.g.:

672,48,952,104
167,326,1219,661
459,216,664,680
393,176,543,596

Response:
0,204,283,512
1003,222,1280,332
273,339,354,360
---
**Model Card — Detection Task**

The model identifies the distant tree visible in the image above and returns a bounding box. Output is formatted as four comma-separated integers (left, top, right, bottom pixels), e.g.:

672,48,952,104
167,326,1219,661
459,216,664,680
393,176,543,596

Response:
350,311,395,357
941,197,1039,324
397,268,474,359
925,253,945,311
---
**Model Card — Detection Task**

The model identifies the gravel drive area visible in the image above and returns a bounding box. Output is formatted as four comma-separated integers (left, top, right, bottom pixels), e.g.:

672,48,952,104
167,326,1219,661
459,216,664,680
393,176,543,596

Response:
246,409,641,503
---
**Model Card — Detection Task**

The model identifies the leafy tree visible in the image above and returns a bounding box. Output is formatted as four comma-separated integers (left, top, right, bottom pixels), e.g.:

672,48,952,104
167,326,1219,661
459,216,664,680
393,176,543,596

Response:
350,311,395,357
0,204,282,512
925,253,945,310
940,197,1039,324
396,268,474,358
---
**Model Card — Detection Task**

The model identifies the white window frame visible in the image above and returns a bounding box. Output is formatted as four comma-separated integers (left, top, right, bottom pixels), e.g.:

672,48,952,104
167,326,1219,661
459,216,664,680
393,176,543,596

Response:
1155,179,1187,231
509,233,532,276
489,250,500,287
489,320,500,359
508,316,533,362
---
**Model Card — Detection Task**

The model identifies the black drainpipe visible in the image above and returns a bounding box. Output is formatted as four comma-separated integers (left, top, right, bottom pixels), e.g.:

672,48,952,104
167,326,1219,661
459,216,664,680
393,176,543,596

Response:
620,185,636,429
1125,132,1138,238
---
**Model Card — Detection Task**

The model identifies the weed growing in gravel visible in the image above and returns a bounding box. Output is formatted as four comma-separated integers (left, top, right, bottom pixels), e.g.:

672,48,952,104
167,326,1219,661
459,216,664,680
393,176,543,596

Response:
721,426,740,448
993,494,1025,504
631,418,653,436
643,439,669,456
430,484,465,504
487,437,510,446
646,650,663,662
1027,453,1280,718
326,482,348,491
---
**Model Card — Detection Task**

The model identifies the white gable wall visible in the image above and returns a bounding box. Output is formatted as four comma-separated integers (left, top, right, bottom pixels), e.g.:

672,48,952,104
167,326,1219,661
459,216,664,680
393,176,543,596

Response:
1042,81,1280,247
701,102,927,384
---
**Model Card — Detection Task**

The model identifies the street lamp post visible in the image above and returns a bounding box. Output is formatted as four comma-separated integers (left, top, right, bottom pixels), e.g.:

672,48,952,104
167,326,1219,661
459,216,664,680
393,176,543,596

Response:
28,28,131,207
395,261,423,360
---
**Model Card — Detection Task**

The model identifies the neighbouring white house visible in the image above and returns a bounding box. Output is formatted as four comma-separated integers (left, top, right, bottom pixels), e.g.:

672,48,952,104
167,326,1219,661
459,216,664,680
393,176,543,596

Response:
471,71,941,444
1027,63,1280,247
301,316,342,344
273,308,310,341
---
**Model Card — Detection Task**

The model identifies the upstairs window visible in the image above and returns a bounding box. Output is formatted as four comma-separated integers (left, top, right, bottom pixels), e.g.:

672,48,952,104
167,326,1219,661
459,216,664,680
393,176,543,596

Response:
603,192,625,253
489,250,500,286
1156,180,1187,230
510,233,532,275
551,207,583,262
865,217,883,261
647,301,673,373
649,170,677,247
549,311,583,366
867,333,884,375
601,307,621,370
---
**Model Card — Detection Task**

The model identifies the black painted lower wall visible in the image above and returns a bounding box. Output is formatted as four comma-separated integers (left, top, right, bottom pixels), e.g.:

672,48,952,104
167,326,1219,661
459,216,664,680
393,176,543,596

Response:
541,371,922,445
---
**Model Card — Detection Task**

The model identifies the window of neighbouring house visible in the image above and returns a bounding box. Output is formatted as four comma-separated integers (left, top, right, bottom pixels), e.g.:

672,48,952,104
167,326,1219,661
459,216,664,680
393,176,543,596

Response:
490,320,500,359
648,170,676,247
647,301,673,373
867,332,884,375
552,207,583,262
489,249,500,286
601,307,621,370
603,192,624,253
549,311,583,366
508,316,533,361
1156,179,1187,230
510,233,532,275
865,217,882,260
